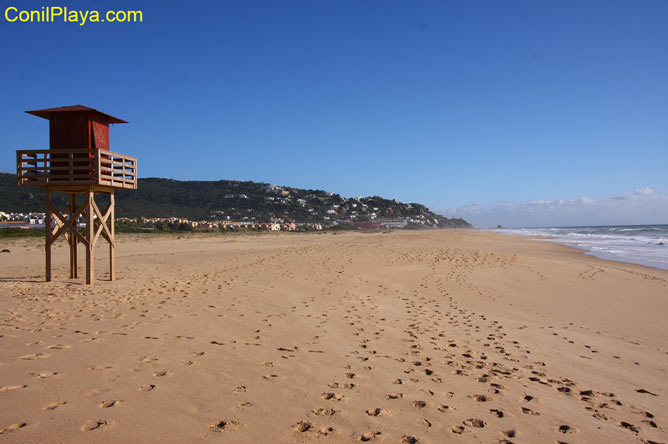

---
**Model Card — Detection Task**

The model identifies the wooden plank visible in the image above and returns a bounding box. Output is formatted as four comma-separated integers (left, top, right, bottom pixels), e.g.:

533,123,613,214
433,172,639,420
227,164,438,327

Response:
17,149,51,155
86,190,94,285
48,173,97,178
92,200,112,248
69,194,78,279
50,203,65,230
20,165,94,172
16,149,112,188
50,202,89,247
45,190,52,282
109,192,115,281
16,151,21,186
97,225,112,245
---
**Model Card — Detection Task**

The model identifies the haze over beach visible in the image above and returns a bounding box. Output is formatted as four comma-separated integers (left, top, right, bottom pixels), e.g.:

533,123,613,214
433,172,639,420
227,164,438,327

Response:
1,1,667,444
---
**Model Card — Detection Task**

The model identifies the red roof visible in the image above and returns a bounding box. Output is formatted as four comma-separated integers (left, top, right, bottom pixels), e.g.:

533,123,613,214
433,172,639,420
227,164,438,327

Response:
26,105,128,124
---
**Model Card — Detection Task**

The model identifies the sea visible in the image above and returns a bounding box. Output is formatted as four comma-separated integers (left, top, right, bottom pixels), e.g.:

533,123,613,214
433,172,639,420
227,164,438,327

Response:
490,225,668,271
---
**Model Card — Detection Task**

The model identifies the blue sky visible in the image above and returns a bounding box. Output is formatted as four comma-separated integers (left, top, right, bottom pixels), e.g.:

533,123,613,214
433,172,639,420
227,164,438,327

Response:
1,0,667,226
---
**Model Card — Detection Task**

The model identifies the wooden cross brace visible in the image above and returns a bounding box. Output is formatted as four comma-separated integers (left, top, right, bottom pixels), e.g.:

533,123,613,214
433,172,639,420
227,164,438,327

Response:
44,189,116,284
47,198,89,248
91,200,114,248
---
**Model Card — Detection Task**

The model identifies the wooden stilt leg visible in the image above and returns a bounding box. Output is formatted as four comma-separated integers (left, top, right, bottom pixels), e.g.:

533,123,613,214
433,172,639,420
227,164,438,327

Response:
69,194,77,279
86,190,95,284
109,192,115,281
45,190,52,282
73,197,78,279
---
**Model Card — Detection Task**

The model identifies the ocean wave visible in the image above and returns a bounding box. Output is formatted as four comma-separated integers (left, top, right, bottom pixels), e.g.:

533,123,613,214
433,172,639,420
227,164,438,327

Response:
488,225,668,270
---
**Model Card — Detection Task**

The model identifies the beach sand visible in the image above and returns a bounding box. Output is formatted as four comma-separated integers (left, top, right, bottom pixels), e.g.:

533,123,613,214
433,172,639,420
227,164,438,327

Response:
0,230,666,443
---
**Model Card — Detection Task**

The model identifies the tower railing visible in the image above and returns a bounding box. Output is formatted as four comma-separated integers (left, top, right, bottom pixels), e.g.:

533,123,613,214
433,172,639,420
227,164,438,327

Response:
16,149,137,189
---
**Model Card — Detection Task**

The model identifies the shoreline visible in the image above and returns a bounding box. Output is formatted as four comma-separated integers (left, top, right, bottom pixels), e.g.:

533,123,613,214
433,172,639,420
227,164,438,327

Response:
483,228,668,271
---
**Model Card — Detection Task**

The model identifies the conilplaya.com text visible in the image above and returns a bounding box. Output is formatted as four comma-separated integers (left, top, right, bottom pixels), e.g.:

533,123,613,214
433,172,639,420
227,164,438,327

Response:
5,6,143,26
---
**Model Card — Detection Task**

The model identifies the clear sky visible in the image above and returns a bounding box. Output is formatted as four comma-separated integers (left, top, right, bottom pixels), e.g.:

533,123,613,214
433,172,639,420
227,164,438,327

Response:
1,0,667,227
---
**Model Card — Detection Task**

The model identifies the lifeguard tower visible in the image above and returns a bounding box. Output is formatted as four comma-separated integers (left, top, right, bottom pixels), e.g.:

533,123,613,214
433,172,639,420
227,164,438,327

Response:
16,105,137,284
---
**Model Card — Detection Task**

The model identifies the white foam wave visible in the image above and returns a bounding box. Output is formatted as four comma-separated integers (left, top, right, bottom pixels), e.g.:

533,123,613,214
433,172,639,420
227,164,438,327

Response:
488,225,668,270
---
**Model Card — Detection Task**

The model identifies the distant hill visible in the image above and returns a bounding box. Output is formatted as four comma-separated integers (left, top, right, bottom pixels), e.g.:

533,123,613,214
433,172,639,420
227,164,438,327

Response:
0,173,471,228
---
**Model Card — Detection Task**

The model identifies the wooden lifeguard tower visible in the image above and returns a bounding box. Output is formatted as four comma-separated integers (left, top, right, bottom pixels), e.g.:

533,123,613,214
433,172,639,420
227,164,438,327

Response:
16,105,137,284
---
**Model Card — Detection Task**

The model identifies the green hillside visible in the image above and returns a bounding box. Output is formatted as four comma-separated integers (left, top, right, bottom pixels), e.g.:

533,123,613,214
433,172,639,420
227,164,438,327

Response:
0,173,471,228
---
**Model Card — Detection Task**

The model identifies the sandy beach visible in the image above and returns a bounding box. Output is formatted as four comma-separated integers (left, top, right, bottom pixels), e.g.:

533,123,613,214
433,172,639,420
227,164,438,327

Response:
0,230,666,444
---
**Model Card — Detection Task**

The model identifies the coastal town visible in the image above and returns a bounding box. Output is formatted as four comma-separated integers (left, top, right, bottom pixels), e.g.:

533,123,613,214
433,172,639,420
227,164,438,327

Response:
0,175,472,234
1,210,435,233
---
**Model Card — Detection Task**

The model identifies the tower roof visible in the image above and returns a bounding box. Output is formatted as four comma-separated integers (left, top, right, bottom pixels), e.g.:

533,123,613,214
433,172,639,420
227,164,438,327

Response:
26,105,128,124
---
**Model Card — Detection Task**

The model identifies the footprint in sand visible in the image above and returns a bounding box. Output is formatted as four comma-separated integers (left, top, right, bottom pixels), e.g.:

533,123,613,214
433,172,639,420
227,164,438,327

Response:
20,353,51,360
30,372,58,379
139,384,156,392
579,389,594,399
636,389,659,396
293,421,312,432
318,426,334,435
451,425,465,434
47,344,72,350
0,422,27,434
641,418,658,429
619,422,639,433
556,424,577,434
387,393,403,400
99,400,120,408
521,407,539,415
81,420,112,431
418,418,431,427
464,418,485,428
365,408,388,417
43,401,67,411
503,429,516,438
209,419,240,432
358,431,381,441
88,365,112,371
153,370,168,377
0,385,27,392
208,420,225,431
313,408,337,416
